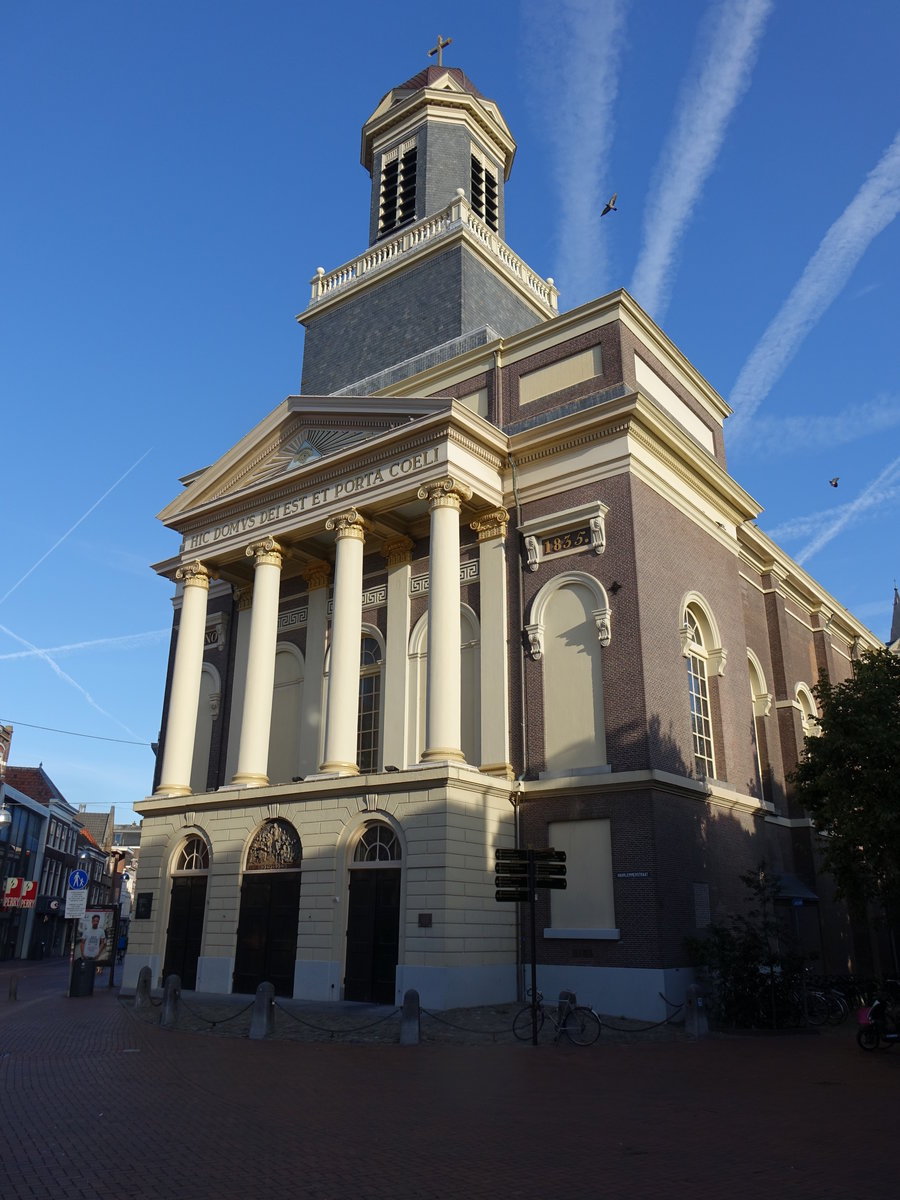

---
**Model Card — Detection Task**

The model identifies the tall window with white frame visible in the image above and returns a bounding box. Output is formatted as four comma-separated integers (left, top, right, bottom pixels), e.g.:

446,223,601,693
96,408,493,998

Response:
357,635,383,773
685,609,716,779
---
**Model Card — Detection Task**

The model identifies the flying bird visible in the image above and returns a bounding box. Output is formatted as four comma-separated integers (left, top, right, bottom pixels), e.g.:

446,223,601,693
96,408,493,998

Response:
601,193,618,217
829,477,839,487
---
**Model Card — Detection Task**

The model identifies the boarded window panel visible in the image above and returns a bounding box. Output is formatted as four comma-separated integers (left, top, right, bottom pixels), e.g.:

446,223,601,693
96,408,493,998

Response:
542,583,605,772
519,346,603,405
548,819,615,931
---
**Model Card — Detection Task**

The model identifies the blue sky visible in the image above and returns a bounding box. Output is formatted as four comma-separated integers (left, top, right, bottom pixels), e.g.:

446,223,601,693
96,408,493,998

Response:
2,1,898,820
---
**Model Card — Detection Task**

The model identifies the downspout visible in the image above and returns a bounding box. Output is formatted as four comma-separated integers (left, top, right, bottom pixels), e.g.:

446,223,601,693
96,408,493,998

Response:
508,445,531,1000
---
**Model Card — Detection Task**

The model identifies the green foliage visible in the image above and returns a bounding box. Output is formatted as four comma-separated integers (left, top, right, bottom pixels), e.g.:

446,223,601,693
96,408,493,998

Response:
686,864,802,1028
791,649,900,918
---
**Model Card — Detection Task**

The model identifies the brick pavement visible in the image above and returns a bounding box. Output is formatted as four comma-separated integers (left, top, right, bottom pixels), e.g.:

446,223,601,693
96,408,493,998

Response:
1,958,896,1200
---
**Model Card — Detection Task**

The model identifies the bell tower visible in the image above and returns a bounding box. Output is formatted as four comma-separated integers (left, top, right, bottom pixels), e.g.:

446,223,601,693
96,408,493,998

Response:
298,53,558,396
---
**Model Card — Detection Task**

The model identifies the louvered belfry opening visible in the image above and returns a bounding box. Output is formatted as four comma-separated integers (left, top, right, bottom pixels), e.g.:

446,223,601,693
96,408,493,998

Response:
378,142,417,238
470,152,498,231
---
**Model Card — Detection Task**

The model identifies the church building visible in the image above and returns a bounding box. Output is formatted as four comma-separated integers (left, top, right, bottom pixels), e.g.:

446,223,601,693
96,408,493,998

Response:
126,56,883,1018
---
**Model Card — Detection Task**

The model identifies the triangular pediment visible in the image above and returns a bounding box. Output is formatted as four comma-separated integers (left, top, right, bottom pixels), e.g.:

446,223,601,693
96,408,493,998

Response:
158,393,452,526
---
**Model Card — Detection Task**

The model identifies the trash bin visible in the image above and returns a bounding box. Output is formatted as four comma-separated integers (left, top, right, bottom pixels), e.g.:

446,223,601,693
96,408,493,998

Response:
70,958,95,998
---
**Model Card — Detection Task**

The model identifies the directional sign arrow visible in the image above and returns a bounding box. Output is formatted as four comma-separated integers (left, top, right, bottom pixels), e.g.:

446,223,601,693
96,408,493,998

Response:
495,888,531,902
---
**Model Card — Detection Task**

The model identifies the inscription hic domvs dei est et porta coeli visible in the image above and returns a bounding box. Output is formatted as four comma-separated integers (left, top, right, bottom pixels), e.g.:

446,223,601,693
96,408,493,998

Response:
183,447,441,554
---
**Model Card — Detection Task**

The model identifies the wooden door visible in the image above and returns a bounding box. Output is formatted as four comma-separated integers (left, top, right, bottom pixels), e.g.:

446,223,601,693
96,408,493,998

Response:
163,876,207,989
232,873,301,997
344,868,400,1003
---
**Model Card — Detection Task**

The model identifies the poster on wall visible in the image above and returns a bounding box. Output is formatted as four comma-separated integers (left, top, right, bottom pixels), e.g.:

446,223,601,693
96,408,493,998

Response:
73,907,117,969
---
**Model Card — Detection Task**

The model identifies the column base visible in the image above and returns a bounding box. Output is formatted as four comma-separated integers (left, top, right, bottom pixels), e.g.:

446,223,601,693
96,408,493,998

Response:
313,761,360,777
479,762,516,780
420,747,467,764
153,783,193,798
229,772,270,788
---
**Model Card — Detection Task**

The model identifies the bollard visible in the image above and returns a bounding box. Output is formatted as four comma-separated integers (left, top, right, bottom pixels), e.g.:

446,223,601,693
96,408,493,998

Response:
160,974,182,1029
134,965,153,1010
8,974,18,1002
249,982,275,1040
685,983,709,1038
400,988,420,1045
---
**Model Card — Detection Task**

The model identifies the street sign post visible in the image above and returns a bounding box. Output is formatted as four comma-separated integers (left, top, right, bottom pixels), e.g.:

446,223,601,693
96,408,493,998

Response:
493,847,568,1045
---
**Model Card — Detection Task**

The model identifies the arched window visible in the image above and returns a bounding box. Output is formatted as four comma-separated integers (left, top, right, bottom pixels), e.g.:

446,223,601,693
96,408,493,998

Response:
268,644,304,784
358,632,384,774
353,823,401,863
747,651,772,801
174,835,210,872
796,684,819,738
681,601,724,780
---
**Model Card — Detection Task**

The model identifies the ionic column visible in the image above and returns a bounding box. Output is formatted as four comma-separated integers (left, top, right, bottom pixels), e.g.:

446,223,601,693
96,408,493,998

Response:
381,536,414,769
297,559,331,777
320,510,369,774
155,561,210,797
418,478,472,763
471,508,512,777
231,538,283,787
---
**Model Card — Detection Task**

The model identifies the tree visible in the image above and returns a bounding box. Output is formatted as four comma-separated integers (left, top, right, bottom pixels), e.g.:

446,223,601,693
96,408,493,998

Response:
791,649,900,921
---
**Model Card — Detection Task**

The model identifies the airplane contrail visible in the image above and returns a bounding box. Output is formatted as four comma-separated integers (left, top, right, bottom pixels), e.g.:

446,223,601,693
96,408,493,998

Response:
525,0,629,306
0,621,142,740
795,454,900,565
728,129,900,443
0,448,152,607
0,629,170,662
630,0,773,321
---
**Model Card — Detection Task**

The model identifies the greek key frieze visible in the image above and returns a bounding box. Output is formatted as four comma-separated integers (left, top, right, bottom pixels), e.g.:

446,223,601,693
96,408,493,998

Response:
277,606,309,630
410,560,479,595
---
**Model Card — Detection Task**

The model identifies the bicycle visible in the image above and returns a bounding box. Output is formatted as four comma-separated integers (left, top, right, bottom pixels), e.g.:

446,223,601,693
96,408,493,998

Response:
512,989,601,1045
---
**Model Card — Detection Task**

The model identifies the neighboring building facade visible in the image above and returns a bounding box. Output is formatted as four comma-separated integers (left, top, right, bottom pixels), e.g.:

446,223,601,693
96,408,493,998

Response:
127,61,886,1016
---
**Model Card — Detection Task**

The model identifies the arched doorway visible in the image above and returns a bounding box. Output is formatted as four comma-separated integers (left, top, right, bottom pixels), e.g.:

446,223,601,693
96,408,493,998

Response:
163,835,209,989
344,823,402,1004
232,819,302,997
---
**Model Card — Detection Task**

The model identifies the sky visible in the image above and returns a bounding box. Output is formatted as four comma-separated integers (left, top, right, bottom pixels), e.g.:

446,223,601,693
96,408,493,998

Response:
2,1,898,821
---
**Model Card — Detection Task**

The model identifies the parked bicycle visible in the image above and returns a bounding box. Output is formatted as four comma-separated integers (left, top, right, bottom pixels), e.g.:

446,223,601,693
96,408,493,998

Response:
513,989,601,1045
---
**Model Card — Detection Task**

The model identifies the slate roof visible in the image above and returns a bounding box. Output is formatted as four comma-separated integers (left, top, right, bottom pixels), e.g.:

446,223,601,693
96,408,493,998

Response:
391,66,486,100
78,809,114,848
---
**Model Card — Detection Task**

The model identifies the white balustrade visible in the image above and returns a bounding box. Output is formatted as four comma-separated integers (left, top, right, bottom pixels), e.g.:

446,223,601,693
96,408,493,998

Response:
307,196,558,313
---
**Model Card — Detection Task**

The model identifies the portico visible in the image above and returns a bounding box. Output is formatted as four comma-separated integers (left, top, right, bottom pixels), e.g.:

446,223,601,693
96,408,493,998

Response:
152,399,512,798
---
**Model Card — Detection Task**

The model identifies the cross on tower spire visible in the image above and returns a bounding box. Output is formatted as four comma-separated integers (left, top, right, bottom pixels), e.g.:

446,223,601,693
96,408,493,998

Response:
428,35,452,67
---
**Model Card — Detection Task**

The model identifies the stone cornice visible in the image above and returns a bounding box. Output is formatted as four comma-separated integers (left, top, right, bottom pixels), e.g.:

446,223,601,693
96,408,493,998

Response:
738,522,881,649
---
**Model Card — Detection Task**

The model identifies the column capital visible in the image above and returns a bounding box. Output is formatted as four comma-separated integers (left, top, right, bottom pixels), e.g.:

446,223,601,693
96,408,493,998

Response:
233,584,253,611
470,507,510,542
418,477,472,511
325,508,370,541
381,535,415,567
175,561,210,590
302,558,332,591
246,538,283,569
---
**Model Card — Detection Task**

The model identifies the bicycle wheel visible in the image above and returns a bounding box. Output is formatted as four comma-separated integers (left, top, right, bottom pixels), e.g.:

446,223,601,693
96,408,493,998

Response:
857,1026,880,1051
563,1006,602,1045
804,990,830,1026
513,1005,544,1041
